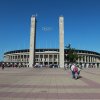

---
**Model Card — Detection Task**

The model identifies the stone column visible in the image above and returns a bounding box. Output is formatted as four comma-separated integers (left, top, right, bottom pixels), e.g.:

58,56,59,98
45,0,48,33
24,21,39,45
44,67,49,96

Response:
20,54,21,62
7,56,9,62
23,54,25,62
15,55,16,62
10,56,12,62
57,54,58,65
90,56,91,63
90,56,92,63
59,16,64,68
81,56,83,63
25,55,27,63
94,57,96,63
52,54,54,64
38,54,40,64
27,55,28,63
29,16,36,67
92,56,93,63
43,54,44,66
87,56,89,63
48,54,49,66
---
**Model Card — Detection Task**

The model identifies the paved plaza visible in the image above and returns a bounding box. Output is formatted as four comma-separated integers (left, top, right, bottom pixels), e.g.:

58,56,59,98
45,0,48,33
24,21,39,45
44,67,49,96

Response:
0,67,100,100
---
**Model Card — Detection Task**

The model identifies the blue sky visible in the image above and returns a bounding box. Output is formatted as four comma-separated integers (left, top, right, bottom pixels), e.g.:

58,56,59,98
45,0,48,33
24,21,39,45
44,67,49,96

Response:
0,0,100,61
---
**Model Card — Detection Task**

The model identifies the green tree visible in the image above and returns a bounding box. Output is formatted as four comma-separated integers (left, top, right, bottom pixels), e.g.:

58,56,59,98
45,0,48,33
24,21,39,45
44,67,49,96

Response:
65,44,78,63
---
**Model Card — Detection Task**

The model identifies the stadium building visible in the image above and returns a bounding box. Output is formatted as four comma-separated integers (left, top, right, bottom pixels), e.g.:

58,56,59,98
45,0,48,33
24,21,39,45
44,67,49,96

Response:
3,49,100,68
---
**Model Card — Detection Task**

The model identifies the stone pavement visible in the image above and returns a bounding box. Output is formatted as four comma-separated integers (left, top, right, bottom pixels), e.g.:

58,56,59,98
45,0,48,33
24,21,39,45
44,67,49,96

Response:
0,67,100,100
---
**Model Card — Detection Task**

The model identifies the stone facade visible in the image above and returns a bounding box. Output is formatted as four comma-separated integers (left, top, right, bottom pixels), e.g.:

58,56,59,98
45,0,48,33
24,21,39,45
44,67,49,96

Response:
3,49,100,68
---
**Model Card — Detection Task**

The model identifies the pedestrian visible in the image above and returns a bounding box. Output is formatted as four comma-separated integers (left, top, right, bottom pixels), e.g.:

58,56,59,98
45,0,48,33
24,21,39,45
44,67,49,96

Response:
70,63,76,78
2,63,5,70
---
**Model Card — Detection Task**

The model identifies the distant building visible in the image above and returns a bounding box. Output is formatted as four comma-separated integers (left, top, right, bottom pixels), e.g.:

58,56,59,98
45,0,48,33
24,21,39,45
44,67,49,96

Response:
3,49,100,68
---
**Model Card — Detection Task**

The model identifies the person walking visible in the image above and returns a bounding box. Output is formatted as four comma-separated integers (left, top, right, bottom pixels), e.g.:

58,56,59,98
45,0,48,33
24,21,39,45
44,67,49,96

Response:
70,63,76,78
2,63,5,70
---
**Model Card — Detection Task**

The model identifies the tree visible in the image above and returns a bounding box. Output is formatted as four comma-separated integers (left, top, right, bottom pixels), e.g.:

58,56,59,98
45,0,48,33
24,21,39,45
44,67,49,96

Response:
65,44,78,63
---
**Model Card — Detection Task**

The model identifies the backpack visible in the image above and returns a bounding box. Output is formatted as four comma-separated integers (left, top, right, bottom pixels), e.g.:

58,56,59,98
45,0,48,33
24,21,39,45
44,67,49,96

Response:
73,66,78,72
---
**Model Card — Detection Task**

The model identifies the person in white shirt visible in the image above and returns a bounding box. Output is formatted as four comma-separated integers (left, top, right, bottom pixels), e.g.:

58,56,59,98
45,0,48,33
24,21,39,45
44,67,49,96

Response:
70,63,76,78
71,64,75,71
